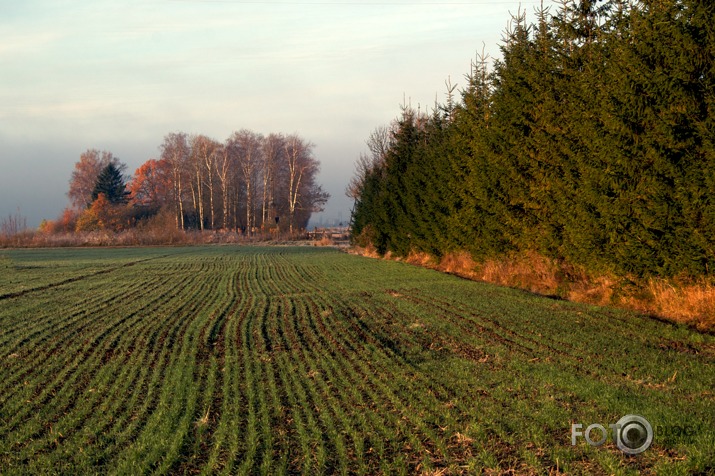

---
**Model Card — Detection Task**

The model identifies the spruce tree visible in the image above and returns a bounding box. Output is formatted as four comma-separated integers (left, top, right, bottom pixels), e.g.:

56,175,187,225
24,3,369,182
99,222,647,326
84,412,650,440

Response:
550,0,614,272
489,9,556,253
593,0,714,276
451,51,510,259
92,163,129,205
379,108,420,256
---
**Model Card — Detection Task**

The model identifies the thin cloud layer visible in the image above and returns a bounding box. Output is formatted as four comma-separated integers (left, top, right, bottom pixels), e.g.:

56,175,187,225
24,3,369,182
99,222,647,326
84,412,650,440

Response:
1,0,558,226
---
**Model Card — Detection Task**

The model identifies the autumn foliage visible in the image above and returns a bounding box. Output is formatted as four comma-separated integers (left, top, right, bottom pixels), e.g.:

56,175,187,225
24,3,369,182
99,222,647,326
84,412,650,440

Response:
75,194,131,232
34,129,329,240
128,158,172,209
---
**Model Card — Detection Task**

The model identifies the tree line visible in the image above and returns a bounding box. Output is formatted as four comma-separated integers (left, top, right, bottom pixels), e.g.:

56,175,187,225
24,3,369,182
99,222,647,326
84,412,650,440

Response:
54,131,329,235
350,0,715,279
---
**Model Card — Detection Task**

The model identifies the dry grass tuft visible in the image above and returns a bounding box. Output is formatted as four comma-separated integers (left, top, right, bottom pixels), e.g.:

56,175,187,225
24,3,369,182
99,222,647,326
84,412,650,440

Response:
349,244,382,259
195,407,210,427
566,275,617,307
477,251,563,297
627,279,715,331
438,251,479,279
313,236,334,247
405,250,437,267
452,432,475,446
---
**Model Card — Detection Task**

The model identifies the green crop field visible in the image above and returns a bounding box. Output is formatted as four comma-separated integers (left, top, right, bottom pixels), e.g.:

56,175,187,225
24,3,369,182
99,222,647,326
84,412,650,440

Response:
0,246,713,475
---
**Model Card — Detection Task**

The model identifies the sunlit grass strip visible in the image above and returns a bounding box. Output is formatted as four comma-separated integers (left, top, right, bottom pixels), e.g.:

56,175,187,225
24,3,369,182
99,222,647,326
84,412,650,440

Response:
324,302,449,472
103,266,227,469
282,294,440,470
2,255,213,470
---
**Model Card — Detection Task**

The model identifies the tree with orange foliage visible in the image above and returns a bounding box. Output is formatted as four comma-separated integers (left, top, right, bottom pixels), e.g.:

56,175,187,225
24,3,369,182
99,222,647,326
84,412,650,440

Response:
75,193,130,232
40,208,79,234
129,159,173,209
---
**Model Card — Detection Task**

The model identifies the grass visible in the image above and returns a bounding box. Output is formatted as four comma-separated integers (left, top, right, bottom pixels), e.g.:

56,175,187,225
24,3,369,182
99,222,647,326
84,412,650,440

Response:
0,246,713,474
395,249,715,332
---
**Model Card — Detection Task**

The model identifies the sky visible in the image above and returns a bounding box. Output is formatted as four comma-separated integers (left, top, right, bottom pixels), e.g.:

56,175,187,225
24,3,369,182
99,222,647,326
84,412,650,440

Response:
1,0,558,229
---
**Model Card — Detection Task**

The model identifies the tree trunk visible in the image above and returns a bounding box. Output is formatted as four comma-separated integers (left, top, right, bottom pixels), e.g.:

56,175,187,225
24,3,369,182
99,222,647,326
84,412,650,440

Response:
196,167,204,231
177,173,185,230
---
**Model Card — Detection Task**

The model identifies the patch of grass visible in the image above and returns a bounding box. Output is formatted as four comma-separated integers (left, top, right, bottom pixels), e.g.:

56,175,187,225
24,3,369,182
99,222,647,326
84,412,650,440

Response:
0,246,713,474
395,250,715,332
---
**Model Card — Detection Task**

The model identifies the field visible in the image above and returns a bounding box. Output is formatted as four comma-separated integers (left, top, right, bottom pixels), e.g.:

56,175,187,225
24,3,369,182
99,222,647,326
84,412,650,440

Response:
1,246,714,475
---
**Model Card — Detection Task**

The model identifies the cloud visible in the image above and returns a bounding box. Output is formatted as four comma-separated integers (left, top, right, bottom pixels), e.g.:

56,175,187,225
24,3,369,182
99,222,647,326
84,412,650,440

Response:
1,0,562,227
0,31,65,58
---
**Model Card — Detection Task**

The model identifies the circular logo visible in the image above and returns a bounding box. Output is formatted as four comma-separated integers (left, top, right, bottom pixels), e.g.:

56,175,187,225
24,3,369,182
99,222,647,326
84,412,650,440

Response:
615,414,653,455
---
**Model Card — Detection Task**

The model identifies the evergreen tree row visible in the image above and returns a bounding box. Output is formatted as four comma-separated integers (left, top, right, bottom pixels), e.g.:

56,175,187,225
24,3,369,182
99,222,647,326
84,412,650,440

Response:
350,0,715,278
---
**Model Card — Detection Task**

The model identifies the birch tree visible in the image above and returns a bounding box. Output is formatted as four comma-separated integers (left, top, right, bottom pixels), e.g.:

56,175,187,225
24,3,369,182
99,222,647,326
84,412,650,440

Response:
160,133,190,229
189,135,221,230
283,135,316,233
261,133,284,228
215,144,233,230
227,130,263,235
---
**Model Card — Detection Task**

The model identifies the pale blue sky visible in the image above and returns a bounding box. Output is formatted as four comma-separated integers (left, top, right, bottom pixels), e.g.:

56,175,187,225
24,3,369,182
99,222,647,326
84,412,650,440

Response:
1,0,557,227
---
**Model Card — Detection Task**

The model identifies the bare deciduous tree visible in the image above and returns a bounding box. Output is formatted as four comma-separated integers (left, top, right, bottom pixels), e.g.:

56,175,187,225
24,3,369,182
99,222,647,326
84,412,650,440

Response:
261,133,284,227
215,144,233,230
189,135,220,230
346,126,390,200
73,130,328,234
160,133,190,229
283,135,318,233
227,130,263,235
68,149,124,209
0,209,27,238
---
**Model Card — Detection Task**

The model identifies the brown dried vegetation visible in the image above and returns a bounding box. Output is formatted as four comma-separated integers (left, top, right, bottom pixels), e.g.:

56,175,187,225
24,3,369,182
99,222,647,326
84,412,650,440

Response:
355,248,715,332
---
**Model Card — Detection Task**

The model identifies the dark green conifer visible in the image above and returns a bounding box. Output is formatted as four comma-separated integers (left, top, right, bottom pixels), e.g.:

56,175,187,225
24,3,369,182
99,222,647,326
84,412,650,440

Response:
91,163,130,205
